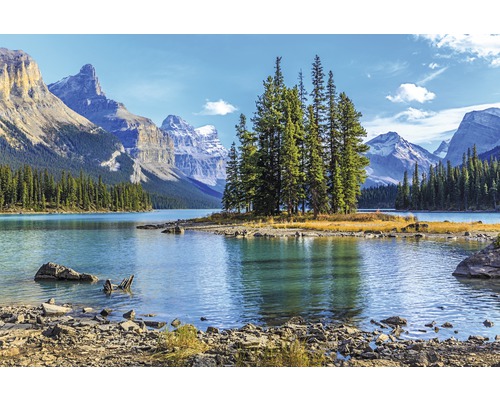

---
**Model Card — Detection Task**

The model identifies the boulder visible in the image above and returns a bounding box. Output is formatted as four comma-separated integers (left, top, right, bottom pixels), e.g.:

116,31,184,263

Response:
161,226,185,234
42,303,72,316
381,316,407,326
34,262,98,283
453,243,500,278
123,310,136,320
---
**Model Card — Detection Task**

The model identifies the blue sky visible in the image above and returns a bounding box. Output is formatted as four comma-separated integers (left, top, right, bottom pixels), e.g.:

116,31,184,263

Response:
2,34,500,152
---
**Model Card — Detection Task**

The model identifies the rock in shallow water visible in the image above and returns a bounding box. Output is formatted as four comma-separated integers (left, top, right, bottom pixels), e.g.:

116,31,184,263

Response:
453,243,500,278
34,262,98,283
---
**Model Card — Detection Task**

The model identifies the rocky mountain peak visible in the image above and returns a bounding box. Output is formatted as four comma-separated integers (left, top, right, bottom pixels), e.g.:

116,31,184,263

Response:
0,48,46,101
364,131,440,187
433,139,450,159
49,63,104,99
161,115,194,132
445,107,500,165
160,116,227,187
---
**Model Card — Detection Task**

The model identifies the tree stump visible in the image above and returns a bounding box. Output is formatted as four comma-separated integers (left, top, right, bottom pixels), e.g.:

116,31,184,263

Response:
103,275,134,294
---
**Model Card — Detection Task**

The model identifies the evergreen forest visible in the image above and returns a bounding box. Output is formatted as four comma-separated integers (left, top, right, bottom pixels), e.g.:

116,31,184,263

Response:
0,164,152,212
222,55,369,217
395,146,500,211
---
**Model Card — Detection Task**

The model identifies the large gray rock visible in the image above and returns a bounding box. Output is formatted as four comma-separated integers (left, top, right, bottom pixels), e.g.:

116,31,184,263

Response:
453,243,500,278
34,262,98,283
42,303,72,316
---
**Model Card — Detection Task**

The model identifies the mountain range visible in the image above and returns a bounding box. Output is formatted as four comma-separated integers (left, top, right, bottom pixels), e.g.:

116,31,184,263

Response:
0,48,227,208
4,47,500,203
364,108,500,188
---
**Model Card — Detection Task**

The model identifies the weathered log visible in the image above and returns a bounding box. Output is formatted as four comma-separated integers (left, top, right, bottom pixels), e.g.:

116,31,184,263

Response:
118,275,134,291
103,275,134,293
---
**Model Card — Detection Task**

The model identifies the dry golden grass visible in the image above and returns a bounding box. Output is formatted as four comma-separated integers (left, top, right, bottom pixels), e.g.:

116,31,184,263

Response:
235,340,326,367
155,324,209,366
192,211,500,234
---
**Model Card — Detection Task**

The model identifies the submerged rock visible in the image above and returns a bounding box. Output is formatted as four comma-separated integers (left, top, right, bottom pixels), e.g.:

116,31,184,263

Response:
34,262,98,283
381,316,407,326
453,243,500,278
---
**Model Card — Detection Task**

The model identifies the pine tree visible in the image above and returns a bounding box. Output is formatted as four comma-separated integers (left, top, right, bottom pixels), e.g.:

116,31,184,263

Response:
305,105,328,218
310,55,327,140
281,98,301,216
236,114,258,213
325,70,344,213
252,72,284,215
222,142,241,212
337,92,369,213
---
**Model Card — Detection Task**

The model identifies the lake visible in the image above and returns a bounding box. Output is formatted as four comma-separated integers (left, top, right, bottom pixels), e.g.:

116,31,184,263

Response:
1,209,500,341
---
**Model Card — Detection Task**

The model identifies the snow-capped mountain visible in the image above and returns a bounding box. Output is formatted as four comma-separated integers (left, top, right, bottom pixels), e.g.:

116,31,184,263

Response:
0,48,131,180
364,131,440,187
47,63,222,207
445,108,500,165
433,139,450,159
48,64,175,183
160,115,227,189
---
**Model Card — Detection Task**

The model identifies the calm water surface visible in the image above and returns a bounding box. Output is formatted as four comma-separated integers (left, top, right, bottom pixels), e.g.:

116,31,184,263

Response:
1,210,500,340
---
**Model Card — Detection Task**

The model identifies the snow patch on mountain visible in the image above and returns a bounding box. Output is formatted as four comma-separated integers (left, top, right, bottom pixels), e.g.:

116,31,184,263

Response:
161,115,227,187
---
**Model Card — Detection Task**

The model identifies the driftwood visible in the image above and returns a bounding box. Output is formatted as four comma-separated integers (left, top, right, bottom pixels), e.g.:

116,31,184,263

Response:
103,275,134,294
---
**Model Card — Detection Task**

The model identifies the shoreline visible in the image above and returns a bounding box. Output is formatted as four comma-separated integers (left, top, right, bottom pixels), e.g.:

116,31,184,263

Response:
1,304,499,367
138,220,499,243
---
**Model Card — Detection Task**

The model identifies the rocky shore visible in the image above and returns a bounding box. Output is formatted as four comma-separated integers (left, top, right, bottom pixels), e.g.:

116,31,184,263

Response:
138,220,497,243
1,304,499,367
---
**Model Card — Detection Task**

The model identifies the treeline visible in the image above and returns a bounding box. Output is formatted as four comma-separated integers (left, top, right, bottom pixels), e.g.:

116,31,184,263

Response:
358,184,398,209
395,146,499,211
0,164,152,212
223,55,369,217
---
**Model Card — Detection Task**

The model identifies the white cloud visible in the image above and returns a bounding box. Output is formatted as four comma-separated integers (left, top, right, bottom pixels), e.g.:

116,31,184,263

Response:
386,83,436,103
429,62,440,69
198,99,237,116
417,67,448,85
421,34,500,67
364,102,500,145
395,107,436,122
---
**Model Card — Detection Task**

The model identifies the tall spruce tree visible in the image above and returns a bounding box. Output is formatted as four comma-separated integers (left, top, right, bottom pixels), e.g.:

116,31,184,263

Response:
305,105,328,218
236,114,258,212
252,59,285,215
326,70,344,213
310,55,327,140
298,69,309,214
222,142,242,212
337,92,369,213
281,108,301,216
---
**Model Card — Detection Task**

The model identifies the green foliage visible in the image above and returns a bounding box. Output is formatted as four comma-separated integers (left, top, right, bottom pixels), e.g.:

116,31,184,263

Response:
156,324,209,366
235,340,327,367
222,142,243,212
359,184,399,209
224,55,369,218
0,164,151,212
396,146,500,211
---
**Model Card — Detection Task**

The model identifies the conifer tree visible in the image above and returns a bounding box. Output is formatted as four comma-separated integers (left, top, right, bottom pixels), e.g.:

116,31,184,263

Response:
305,105,328,218
236,114,258,212
222,142,241,212
310,55,327,139
326,70,344,213
337,92,369,213
281,97,301,216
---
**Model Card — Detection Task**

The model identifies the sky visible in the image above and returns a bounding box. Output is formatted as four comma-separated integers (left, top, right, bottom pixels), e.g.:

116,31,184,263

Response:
1,34,500,152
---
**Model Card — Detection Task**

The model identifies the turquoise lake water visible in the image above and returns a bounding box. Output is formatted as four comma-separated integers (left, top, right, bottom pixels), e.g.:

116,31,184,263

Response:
1,209,500,340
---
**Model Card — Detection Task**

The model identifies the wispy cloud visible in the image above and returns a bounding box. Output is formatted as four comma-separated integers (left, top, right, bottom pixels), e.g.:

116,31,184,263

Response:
197,99,237,116
429,62,440,69
386,83,436,103
420,34,500,67
367,60,408,77
364,102,500,145
417,67,448,85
